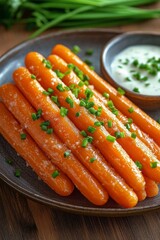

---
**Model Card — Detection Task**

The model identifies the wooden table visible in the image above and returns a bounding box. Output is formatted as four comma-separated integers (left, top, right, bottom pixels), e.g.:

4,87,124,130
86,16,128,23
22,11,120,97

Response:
1,3,160,239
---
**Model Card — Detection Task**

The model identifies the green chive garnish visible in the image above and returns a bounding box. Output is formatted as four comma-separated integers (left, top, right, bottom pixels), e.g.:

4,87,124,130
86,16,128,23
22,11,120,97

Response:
60,107,68,117
150,162,158,168
135,161,143,170
103,92,110,99
94,121,104,127
106,135,116,142
131,132,137,139
85,49,93,56
75,112,80,117
20,133,26,140
64,151,70,158
31,74,36,79
72,45,81,54
107,120,112,128
66,97,74,108
90,157,96,163
80,130,87,137
81,138,88,148
52,170,60,178
128,107,134,113
14,169,21,177
87,126,96,133
117,87,125,95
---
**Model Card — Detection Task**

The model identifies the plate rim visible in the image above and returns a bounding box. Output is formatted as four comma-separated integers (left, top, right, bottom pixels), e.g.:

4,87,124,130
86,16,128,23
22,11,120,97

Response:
0,28,160,217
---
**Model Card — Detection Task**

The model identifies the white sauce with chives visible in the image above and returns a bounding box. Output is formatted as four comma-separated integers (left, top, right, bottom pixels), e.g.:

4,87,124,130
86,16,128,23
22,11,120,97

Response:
111,45,160,95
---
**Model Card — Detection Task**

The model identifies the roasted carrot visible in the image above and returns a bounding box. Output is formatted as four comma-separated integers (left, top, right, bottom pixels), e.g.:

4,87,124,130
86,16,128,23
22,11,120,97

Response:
25,52,145,193
52,44,160,146
48,54,160,182
13,67,139,208
0,84,108,206
144,176,159,198
0,102,74,196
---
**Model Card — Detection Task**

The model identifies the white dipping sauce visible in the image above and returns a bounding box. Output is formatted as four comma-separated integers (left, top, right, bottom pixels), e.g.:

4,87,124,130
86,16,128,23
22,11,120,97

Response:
111,45,160,95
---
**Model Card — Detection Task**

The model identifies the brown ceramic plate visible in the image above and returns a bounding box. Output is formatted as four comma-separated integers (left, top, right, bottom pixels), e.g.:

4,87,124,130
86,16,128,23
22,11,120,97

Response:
0,29,159,217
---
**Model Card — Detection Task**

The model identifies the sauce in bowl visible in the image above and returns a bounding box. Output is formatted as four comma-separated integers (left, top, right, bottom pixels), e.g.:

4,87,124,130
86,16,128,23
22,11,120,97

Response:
111,45,160,96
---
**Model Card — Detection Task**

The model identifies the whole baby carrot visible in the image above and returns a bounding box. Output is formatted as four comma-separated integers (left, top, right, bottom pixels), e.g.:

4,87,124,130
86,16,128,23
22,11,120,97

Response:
52,44,160,146
0,102,74,196
13,67,139,208
47,54,160,182
0,84,108,206
25,52,145,193
144,176,159,198
48,54,160,160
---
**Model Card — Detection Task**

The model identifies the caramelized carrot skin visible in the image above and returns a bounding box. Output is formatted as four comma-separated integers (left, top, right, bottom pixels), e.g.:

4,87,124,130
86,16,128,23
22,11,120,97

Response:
0,84,108,206
52,44,160,146
24,52,145,194
48,54,160,182
0,102,73,196
14,67,138,208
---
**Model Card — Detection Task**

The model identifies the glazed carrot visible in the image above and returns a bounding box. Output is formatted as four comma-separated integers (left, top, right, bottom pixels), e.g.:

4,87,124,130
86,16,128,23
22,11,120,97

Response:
25,52,145,193
0,102,73,196
14,67,139,208
0,84,108,206
144,176,159,198
52,44,160,146
48,54,160,182
135,189,146,202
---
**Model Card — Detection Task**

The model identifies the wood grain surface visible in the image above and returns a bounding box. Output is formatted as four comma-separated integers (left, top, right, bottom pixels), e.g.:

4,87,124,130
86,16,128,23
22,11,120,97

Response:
0,2,160,239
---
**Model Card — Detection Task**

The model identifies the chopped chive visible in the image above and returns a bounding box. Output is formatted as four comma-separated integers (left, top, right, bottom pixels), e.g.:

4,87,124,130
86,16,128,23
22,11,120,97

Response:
106,135,116,143
41,125,48,131
81,138,88,148
133,87,140,93
80,130,87,137
131,132,137,139
72,88,80,98
90,66,95,70
103,92,110,99
40,120,50,126
125,123,131,130
52,170,59,178
135,161,143,170
72,45,81,54
66,97,74,108
85,88,93,100
64,70,71,76
150,162,158,168
85,49,93,56
14,169,21,177
79,99,86,107
107,100,114,108
117,87,125,95
95,107,102,117
64,151,70,158
46,128,53,134
86,101,94,109
6,158,13,165
31,113,37,121
60,107,68,117
83,75,90,81
75,112,80,117
87,136,93,143
47,88,54,94
78,81,84,87
42,90,50,96
128,118,133,124
67,63,75,69
125,77,132,81
90,157,96,163
42,59,52,69
87,126,96,134
107,120,112,128
56,83,65,92
20,133,26,140
115,131,125,139
88,107,96,115
84,59,92,66
31,74,36,79
54,69,65,79
94,121,104,127
128,107,134,113
132,59,139,67
51,96,59,106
